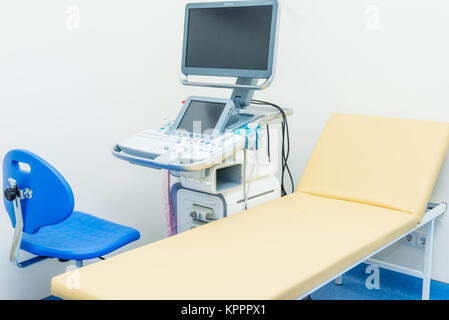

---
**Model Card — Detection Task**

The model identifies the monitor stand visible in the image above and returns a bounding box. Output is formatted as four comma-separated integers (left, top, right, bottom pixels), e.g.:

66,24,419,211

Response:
226,78,262,131
231,78,258,109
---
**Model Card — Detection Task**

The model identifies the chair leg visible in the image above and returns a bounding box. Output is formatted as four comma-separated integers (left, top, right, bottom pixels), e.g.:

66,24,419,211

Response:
17,255,49,268
76,260,83,268
335,275,343,286
422,219,435,300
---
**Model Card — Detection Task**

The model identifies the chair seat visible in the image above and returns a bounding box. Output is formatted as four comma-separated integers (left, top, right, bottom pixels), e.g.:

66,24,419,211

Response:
21,211,140,260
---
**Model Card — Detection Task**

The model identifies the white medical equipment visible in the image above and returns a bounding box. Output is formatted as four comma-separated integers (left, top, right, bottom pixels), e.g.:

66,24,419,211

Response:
175,175,281,233
112,0,291,234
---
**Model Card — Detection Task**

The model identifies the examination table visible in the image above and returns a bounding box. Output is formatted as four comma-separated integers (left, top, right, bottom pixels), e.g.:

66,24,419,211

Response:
51,113,449,300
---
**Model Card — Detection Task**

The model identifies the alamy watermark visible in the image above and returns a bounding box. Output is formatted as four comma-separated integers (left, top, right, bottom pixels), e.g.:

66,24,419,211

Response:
365,4,382,30
65,4,81,30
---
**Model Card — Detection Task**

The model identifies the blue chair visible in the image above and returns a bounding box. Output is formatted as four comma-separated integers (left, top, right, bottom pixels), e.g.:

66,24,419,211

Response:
2,149,140,268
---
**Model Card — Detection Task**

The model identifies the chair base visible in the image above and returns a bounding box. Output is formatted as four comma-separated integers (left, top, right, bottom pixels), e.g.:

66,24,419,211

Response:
17,255,49,268
16,252,86,269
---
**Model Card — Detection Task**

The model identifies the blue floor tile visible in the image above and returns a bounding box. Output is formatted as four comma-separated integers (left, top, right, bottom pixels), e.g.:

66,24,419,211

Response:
43,296,62,300
311,263,449,300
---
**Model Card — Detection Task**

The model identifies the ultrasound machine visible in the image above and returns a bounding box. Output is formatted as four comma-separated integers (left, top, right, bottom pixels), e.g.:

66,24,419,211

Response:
112,0,293,234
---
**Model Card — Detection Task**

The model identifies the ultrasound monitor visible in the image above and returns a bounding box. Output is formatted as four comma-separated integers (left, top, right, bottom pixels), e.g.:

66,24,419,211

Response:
181,1,279,79
174,97,235,135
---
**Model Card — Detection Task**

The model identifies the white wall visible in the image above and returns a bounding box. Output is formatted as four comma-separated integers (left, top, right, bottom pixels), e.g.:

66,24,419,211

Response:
0,0,448,299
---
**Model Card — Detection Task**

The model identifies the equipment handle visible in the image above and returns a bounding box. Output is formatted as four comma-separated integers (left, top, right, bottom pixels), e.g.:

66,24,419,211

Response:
112,146,166,170
112,146,210,172
179,73,275,91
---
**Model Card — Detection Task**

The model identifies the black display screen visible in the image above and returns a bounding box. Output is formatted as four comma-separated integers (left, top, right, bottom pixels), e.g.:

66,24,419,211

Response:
185,5,273,71
177,101,227,134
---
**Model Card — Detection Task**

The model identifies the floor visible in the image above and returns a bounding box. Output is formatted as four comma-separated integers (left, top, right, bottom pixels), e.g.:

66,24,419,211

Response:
311,263,449,300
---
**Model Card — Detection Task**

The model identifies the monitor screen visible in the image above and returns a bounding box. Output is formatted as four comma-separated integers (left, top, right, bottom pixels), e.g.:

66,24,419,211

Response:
182,2,277,78
176,100,227,134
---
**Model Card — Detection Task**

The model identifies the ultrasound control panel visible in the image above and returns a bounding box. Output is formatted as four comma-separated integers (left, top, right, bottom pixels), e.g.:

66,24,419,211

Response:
113,97,252,172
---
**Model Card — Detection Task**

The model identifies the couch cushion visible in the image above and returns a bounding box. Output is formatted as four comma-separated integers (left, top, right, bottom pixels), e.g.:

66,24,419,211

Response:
298,113,449,220
51,192,417,300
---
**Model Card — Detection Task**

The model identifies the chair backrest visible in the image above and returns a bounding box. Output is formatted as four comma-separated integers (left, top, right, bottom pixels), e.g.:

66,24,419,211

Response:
3,150,74,234
298,113,449,221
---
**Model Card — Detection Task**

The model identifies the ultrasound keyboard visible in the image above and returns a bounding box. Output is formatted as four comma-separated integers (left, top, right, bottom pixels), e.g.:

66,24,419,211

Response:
113,128,245,172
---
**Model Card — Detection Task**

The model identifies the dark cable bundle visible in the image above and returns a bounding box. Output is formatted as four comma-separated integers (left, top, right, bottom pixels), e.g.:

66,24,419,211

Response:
251,99,294,196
